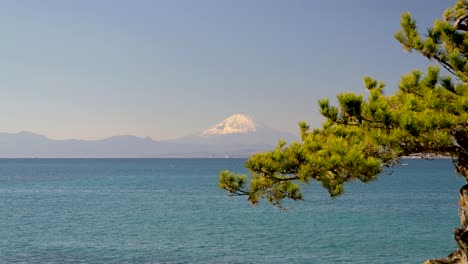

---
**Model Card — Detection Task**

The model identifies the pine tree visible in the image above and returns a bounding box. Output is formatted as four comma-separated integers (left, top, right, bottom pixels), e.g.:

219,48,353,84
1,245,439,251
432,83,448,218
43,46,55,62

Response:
219,1,468,263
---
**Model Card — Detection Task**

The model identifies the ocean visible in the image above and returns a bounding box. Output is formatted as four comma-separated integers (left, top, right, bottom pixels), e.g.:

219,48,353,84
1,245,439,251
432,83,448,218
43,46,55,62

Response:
0,158,463,263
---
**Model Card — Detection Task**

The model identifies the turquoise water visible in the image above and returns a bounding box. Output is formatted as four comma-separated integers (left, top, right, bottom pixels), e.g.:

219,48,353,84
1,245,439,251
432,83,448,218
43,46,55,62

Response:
0,158,463,263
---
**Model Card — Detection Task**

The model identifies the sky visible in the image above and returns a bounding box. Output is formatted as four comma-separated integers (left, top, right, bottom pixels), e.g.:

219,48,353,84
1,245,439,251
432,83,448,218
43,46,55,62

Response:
0,0,452,140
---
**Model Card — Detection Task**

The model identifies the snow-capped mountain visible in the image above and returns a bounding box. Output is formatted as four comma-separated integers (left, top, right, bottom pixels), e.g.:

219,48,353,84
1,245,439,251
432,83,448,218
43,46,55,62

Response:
201,114,261,136
175,113,299,146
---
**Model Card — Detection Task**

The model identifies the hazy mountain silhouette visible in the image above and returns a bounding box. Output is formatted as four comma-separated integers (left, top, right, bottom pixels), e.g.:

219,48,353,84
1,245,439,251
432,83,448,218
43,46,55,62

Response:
0,114,299,158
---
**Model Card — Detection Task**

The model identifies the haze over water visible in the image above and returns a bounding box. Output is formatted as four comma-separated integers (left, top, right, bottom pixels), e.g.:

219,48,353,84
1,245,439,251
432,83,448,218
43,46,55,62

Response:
0,158,462,263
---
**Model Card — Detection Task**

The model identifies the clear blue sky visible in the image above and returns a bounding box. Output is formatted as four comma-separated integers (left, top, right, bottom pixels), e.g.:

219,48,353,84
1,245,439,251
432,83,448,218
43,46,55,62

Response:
0,0,451,140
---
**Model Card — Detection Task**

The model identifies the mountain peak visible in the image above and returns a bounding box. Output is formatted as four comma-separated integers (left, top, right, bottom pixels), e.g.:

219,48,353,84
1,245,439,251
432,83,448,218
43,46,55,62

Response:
201,113,262,136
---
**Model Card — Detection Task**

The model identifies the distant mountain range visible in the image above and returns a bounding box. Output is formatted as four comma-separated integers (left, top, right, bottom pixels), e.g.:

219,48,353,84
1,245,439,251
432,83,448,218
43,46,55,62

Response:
0,114,299,158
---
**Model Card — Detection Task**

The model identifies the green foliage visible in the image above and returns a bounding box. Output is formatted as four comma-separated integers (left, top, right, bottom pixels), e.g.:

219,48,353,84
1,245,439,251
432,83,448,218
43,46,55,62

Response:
396,1,468,82
219,0,468,208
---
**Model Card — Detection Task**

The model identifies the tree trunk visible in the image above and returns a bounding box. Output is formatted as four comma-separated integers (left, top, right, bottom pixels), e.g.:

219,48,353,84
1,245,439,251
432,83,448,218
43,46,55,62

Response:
424,184,468,264
425,127,468,263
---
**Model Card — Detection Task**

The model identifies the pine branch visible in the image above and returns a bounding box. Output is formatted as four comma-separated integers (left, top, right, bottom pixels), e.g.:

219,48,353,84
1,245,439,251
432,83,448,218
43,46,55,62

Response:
454,13,468,31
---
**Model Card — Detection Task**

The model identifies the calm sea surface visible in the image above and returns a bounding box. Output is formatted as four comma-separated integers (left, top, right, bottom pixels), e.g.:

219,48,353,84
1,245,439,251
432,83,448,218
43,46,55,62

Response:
0,158,463,263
